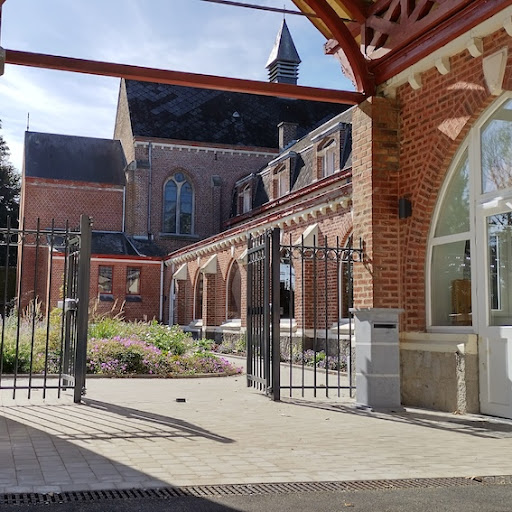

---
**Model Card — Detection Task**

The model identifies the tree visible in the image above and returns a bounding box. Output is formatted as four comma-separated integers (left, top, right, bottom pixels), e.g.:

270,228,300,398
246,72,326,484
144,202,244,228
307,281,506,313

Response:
0,121,20,228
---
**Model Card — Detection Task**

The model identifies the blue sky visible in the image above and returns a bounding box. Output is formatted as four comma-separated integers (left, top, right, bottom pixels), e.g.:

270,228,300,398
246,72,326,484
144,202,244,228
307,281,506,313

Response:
0,0,353,171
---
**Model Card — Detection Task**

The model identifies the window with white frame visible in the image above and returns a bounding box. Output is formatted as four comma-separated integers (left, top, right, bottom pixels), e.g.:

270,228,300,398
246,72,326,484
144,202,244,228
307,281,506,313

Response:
274,166,289,198
428,98,512,328
320,140,337,178
238,184,252,214
429,151,471,326
163,172,193,234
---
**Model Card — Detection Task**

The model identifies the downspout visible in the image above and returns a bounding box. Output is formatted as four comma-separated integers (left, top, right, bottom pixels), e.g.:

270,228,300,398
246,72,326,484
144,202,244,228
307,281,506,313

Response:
159,260,164,322
147,142,152,238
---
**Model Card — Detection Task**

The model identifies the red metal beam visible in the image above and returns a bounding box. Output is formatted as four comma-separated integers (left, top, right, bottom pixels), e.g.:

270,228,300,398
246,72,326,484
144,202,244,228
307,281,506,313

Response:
4,48,366,105
305,0,374,95
335,0,368,23
370,0,512,83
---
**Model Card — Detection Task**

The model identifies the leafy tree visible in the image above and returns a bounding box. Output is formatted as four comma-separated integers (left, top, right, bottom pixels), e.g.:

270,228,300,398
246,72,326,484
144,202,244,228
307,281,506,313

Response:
0,121,20,228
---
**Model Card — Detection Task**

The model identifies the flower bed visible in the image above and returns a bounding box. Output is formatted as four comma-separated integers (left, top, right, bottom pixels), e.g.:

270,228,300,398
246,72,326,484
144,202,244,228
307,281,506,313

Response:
87,336,242,377
0,310,242,378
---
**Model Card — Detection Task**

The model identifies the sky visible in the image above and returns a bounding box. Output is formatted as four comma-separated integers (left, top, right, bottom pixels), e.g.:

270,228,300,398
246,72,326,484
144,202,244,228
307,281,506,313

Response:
0,0,353,172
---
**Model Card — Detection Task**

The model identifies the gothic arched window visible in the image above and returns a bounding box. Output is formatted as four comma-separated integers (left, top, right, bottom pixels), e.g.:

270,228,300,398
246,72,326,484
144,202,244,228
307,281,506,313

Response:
163,172,194,234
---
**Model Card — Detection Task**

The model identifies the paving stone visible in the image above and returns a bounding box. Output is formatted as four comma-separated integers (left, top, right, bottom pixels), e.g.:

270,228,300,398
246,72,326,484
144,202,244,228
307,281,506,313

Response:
1,377,512,493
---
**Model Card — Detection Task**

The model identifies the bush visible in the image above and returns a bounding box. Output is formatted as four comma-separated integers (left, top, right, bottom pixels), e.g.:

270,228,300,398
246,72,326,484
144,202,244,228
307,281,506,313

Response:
0,308,241,378
164,353,243,376
89,319,191,355
87,337,242,377
87,337,163,376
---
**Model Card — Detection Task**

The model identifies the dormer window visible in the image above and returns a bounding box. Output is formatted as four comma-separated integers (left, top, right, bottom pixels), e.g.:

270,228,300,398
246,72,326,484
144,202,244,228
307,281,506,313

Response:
239,184,252,214
273,165,289,199
320,140,337,178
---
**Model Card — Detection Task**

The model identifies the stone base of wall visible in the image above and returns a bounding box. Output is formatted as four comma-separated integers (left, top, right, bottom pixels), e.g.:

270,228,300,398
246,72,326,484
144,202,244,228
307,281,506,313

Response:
400,333,479,414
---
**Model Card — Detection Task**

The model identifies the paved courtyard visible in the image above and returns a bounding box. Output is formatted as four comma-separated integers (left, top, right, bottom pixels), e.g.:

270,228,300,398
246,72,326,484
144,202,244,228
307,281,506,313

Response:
1,368,512,494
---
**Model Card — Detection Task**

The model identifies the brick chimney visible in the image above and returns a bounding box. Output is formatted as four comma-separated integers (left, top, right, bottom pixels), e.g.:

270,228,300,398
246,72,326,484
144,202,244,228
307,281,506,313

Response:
278,122,298,152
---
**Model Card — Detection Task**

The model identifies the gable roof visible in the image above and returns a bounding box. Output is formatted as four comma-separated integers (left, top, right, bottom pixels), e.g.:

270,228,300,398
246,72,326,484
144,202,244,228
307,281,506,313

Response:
124,79,349,148
24,132,126,185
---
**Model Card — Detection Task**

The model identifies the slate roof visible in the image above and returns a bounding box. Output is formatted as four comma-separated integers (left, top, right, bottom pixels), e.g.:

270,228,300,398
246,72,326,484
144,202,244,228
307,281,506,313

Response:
266,19,301,67
91,232,165,257
124,80,349,148
24,132,126,185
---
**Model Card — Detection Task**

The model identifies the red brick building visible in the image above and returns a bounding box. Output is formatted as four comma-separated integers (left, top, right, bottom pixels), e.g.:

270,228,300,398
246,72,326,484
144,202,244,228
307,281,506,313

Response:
18,4,512,419
19,21,348,324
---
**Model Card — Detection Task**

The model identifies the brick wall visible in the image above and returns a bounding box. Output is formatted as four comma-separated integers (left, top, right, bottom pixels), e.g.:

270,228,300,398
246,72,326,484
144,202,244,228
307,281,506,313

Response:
129,141,276,254
352,96,401,311
395,28,511,331
22,178,124,232
166,199,353,332
88,258,162,321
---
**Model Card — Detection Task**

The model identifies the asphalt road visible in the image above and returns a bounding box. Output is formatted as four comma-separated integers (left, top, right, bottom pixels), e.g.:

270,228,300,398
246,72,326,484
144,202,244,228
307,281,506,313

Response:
2,484,512,512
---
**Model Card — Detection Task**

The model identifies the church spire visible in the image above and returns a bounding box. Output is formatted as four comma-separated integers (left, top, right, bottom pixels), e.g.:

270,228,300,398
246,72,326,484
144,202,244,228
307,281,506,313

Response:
266,19,301,85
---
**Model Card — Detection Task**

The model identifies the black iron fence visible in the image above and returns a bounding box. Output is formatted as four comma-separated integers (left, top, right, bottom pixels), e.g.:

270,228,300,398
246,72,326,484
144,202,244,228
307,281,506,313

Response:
246,229,281,400
246,228,362,400
0,215,91,401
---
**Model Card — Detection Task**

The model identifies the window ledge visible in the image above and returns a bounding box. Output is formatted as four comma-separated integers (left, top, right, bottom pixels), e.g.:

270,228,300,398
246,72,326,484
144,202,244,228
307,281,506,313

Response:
125,295,142,302
99,294,114,302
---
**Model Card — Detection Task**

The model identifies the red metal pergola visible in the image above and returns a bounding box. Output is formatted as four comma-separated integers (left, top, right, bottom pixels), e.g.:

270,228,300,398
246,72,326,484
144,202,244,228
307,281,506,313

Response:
1,0,511,103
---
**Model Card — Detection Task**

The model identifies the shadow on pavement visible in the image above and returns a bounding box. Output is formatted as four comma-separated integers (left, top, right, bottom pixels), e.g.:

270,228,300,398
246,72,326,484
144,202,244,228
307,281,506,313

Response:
283,398,512,439
82,398,235,443
0,409,241,511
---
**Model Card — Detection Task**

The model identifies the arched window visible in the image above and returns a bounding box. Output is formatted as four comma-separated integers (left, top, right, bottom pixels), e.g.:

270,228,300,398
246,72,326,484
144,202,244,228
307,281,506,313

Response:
163,172,193,234
429,151,471,326
194,272,204,321
226,261,241,320
339,234,353,320
428,96,512,328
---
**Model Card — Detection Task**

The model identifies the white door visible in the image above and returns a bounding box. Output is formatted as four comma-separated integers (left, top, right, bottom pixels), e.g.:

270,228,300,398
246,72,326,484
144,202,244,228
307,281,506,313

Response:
478,209,512,418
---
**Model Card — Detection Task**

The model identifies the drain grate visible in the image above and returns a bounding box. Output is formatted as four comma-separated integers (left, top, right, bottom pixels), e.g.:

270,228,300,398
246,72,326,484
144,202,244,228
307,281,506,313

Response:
0,476,508,505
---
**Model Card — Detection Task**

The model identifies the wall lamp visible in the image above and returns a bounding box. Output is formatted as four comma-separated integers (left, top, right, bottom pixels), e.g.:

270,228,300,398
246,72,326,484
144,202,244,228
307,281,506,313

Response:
398,197,412,219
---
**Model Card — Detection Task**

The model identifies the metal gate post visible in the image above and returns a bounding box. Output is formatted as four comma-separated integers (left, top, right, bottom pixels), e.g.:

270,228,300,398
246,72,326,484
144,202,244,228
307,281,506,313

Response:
263,233,271,392
270,228,281,401
74,215,91,403
246,235,253,387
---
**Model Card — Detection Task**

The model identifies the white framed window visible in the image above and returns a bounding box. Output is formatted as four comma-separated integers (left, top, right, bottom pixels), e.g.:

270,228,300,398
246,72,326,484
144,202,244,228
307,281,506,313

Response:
238,184,252,214
318,139,337,178
427,95,512,330
276,168,289,198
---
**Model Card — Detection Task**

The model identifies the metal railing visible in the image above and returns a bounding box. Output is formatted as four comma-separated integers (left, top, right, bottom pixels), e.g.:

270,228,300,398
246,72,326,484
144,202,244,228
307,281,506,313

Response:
0,215,91,402
246,228,362,400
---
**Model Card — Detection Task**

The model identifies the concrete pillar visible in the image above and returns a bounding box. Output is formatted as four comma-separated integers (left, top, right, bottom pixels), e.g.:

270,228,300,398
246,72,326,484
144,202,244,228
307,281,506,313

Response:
352,307,404,412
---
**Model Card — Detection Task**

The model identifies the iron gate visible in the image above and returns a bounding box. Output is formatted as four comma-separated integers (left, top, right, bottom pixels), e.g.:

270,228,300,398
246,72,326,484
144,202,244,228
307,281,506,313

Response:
0,215,91,402
246,229,281,400
246,228,362,400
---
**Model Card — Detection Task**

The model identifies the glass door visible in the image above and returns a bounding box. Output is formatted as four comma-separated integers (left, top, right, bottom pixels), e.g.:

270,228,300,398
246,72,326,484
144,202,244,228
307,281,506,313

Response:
479,210,512,418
